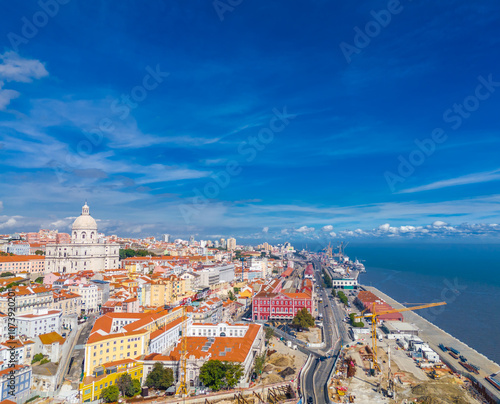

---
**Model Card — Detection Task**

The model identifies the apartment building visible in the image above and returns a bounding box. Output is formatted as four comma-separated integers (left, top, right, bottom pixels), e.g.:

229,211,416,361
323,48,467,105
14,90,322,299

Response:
16,309,62,338
0,365,32,404
150,275,186,306
68,283,101,314
80,359,143,402
0,255,45,277
0,285,53,315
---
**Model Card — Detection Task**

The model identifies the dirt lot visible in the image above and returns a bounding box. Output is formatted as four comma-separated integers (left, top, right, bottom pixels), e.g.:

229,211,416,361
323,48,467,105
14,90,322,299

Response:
260,337,307,385
296,327,321,343
328,344,483,404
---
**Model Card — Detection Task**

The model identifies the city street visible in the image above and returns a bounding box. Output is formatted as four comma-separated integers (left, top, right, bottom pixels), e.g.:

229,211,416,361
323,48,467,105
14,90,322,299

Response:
65,315,97,389
300,258,352,404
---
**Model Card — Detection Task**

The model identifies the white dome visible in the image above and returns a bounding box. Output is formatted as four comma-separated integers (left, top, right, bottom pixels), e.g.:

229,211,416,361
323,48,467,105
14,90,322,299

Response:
72,203,98,231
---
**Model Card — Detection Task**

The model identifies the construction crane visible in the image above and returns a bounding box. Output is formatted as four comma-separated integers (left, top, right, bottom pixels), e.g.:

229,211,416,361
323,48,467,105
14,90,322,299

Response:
322,242,333,260
176,305,188,396
355,301,446,372
336,242,349,261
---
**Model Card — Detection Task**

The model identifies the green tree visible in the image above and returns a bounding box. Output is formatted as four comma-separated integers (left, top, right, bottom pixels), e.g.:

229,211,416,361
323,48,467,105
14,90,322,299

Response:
254,352,266,375
116,373,135,397
292,308,315,329
32,353,44,363
145,362,174,390
199,360,226,391
322,270,332,288
264,327,274,341
349,313,365,327
0,272,14,277
119,248,156,260
224,362,243,389
228,290,236,301
34,250,45,255
331,289,337,297
337,291,348,306
132,378,142,395
101,385,120,403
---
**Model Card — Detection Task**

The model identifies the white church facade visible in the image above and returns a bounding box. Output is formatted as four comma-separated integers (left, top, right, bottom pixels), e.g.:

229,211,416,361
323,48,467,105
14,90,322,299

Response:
46,203,120,273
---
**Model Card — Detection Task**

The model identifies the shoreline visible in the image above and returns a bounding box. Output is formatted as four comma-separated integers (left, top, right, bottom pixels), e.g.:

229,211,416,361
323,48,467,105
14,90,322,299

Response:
357,265,500,366
362,284,500,402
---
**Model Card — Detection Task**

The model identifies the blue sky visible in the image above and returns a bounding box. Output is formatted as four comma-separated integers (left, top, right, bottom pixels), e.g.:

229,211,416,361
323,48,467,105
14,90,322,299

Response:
1,0,500,241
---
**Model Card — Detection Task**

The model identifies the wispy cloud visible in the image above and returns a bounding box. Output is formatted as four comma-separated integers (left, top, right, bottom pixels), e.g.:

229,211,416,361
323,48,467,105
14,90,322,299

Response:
399,168,500,194
0,51,48,110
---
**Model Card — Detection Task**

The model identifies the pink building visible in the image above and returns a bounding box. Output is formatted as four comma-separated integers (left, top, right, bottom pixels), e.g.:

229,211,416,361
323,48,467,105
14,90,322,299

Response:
0,256,45,276
56,233,71,244
26,233,40,243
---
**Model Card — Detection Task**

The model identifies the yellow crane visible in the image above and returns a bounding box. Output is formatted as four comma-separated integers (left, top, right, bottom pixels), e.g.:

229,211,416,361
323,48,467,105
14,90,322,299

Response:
355,301,447,372
176,305,188,396
323,242,333,260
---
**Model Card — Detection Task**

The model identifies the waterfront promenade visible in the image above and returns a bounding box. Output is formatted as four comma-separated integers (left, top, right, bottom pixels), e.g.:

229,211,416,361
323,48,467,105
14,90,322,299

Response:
364,286,500,403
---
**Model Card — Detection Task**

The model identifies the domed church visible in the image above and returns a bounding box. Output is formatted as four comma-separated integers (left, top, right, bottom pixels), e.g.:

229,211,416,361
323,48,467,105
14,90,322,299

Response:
45,203,120,273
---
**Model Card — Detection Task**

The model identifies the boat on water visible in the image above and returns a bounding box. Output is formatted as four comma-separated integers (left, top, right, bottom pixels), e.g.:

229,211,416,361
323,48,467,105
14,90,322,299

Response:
354,258,365,272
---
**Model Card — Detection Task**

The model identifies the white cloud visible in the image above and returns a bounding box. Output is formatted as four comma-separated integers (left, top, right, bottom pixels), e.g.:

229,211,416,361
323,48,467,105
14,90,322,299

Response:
329,231,337,237
0,81,20,110
0,217,18,229
322,225,333,232
432,221,447,227
262,227,269,233
0,51,49,83
295,225,315,233
378,223,391,232
0,52,48,111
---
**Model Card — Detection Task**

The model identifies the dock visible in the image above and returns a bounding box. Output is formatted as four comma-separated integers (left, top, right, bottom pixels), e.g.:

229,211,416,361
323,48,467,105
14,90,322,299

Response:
363,285,500,403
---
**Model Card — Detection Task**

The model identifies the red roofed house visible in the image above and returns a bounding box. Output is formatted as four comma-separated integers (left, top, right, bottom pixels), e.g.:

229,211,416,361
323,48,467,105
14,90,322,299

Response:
143,323,265,389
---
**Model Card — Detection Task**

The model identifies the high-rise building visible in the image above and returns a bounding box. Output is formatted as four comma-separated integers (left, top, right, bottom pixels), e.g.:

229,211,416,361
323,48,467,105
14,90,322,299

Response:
162,234,171,242
189,235,195,244
227,237,236,251
220,238,226,249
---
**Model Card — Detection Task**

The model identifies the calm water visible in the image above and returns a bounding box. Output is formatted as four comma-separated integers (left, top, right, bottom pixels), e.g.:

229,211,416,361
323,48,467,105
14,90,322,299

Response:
312,242,500,365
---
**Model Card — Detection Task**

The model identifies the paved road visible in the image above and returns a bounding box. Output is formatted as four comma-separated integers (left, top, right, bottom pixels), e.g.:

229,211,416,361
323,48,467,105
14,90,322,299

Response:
299,258,347,404
65,315,97,388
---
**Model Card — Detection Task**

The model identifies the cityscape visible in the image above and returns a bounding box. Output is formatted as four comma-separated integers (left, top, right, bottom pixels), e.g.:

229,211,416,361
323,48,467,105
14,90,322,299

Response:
1,2,500,404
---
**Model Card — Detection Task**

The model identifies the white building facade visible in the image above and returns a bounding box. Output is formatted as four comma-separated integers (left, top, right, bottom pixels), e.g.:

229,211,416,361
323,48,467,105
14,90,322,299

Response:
16,309,62,338
45,203,119,274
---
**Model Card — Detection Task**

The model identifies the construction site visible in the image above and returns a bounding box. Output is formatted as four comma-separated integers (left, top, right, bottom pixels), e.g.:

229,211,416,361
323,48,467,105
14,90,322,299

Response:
326,289,496,404
328,339,485,404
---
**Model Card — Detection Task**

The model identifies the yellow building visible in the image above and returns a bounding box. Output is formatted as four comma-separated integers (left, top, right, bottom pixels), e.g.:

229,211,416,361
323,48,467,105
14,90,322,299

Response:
84,328,150,376
150,275,186,306
80,359,143,402
83,308,185,376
